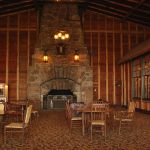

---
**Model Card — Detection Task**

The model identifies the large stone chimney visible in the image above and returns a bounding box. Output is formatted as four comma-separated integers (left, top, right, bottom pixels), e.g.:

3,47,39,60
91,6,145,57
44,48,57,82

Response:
27,3,93,108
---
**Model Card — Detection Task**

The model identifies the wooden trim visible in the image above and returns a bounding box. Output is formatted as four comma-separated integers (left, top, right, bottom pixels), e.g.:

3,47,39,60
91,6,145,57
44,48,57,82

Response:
127,62,130,104
113,18,116,104
0,28,36,31
6,16,9,85
106,18,108,102
0,8,35,17
120,23,123,105
123,64,126,105
17,14,20,101
119,37,150,64
27,11,30,68
128,23,131,104
98,32,100,99
84,30,149,34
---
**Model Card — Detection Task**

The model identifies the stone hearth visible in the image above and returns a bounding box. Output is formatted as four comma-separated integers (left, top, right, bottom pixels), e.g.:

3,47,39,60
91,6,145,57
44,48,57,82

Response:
27,3,93,108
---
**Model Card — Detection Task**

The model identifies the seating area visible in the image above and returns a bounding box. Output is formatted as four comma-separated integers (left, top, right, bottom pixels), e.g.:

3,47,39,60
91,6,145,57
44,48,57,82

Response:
0,108,149,150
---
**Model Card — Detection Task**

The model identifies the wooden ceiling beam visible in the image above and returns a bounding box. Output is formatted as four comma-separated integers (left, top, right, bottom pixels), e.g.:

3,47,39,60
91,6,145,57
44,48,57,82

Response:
87,3,150,26
87,6,150,27
123,0,145,21
106,0,150,13
0,4,35,15
0,0,33,8
91,1,149,14
87,7,123,19
119,38,150,64
36,0,85,3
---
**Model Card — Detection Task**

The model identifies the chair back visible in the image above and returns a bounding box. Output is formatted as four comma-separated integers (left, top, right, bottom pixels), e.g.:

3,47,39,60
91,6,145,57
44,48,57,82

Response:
91,104,106,121
128,102,135,113
0,103,5,115
24,105,32,124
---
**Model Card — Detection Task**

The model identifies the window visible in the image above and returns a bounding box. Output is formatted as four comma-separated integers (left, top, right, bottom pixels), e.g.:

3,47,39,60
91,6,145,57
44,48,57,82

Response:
143,54,150,100
132,53,150,100
132,58,142,98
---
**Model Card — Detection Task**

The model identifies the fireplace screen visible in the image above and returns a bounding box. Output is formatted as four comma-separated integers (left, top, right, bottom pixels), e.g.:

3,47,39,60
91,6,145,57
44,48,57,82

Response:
43,89,77,109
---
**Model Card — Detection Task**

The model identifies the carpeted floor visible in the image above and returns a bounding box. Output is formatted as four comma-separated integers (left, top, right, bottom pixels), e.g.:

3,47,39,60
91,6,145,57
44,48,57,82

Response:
0,109,150,150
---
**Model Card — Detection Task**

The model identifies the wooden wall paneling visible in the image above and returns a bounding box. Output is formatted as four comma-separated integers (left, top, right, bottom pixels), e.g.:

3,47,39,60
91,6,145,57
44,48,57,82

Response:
123,63,127,105
0,10,37,102
92,32,98,100
6,16,9,85
29,10,37,29
144,27,150,39
105,35,108,101
122,33,129,56
0,16,7,28
100,33,106,100
98,14,105,31
130,33,137,49
120,23,124,105
19,31,28,100
122,21,128,31
107,33,113,103
83,11,91,31
29,31,36,66
8,31,17,100
105,17,108,102
106,17,113,31
98,32,100,99
9,14,18,28
113,18,120,32
113,18,116,105
20,11,29,29
114,33,121,104
91,13,98,30
138,33,145,44
0,31,6,82
16,14,19,101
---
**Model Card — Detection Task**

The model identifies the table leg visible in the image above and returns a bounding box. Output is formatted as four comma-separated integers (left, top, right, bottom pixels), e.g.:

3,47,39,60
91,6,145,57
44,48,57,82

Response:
82,112,85,136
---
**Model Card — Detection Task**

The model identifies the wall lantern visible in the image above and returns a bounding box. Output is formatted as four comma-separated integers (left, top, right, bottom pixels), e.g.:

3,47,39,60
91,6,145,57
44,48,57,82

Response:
43,51,48,63
74,49,79,62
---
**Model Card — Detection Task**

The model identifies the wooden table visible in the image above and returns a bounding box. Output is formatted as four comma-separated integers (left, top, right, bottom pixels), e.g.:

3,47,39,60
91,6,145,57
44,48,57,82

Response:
77,104,111,136
10,101,27,121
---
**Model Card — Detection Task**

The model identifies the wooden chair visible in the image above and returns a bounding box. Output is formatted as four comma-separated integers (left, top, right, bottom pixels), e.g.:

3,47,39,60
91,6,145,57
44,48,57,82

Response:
5,103,22,122
113,101,135,134
4,105,32,144
28,99,39,120
67,104,82,132
0,103,5,129
90,103,107,140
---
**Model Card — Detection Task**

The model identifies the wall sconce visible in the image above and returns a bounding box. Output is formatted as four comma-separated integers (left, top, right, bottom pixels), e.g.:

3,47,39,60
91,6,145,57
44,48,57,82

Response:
74,49,79,62
43,51,48,63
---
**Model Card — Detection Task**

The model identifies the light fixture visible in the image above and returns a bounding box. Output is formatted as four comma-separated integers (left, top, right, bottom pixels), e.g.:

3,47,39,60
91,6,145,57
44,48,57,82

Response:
54,31,69,41
54,30,70,55
43,51,48,63
74,49,79,62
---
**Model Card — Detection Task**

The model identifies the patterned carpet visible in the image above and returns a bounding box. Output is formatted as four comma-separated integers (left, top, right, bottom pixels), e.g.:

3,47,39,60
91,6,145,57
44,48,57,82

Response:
0,109,150,150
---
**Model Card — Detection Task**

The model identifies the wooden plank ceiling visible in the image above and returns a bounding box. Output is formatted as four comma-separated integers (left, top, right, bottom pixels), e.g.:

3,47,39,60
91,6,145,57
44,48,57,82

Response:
0,0,150,26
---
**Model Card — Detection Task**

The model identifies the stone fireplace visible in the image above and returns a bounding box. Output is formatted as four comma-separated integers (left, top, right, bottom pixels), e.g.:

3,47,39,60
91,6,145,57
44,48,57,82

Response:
27,3,93,108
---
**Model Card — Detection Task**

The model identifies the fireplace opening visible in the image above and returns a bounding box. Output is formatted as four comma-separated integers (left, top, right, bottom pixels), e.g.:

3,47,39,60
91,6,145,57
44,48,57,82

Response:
43,89,77,109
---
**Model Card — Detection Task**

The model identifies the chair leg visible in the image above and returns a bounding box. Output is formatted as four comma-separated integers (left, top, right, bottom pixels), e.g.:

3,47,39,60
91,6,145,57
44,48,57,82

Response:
90,125,92,141
119,121,121,134
22,130,24,145
4,127,6,144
